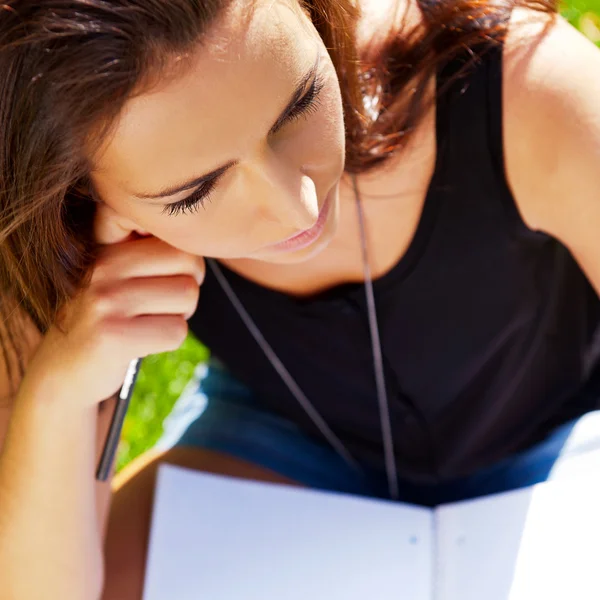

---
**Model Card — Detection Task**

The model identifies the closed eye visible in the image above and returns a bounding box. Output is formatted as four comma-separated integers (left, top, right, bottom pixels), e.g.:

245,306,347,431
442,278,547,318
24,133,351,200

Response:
269,74,325,135
161,175,221,216
162,72,325,217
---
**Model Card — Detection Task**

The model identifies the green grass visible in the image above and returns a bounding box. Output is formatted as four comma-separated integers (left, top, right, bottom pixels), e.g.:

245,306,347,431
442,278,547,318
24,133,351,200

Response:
116,334,208,471
562,0,600,41
116,1,600,472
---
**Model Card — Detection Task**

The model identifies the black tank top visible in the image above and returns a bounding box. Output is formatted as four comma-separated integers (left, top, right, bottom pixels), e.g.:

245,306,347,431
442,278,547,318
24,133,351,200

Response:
189,45,600,484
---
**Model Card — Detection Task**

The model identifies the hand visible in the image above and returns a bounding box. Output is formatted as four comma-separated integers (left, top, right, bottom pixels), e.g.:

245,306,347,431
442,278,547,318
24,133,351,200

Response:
19,203,204,406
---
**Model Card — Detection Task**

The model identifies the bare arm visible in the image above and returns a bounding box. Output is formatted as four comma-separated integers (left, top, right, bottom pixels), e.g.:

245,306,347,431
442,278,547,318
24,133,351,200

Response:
0,232,202,600
0,309,116,600
504,10,600,295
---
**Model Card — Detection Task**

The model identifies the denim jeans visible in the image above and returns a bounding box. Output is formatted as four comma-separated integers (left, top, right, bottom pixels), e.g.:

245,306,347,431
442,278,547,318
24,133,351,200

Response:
157,361,600,507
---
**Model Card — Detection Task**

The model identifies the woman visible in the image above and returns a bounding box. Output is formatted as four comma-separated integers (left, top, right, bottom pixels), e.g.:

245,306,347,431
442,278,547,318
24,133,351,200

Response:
0,0,599,597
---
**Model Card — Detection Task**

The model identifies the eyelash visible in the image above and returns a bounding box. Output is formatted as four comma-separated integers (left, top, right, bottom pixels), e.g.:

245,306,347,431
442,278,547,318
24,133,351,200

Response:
271,74,325,134
161,178,218,217
162,74,326,217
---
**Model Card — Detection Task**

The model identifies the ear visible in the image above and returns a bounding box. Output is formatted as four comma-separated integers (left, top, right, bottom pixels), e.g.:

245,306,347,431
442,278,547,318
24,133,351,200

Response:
94,202,149,245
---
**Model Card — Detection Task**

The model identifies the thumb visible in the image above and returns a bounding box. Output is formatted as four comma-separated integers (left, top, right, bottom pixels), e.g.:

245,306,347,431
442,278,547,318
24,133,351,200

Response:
94,203,148,245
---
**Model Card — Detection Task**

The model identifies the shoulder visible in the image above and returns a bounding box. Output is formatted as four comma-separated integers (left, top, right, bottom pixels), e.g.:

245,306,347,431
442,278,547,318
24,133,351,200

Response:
502,8,600,236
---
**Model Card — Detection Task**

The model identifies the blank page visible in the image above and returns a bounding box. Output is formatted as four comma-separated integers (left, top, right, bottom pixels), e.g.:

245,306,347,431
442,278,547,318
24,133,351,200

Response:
143,464,433,600
435,476,600,600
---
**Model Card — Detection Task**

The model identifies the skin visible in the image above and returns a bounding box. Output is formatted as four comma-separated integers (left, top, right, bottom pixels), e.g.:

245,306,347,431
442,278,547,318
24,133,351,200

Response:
1,0,598,598
92,0,346,266
94,0,600,598
92,0,439,300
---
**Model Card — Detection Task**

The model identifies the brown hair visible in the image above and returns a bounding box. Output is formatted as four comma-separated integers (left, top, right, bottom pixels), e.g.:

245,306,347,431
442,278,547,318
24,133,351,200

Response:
0,0,557,390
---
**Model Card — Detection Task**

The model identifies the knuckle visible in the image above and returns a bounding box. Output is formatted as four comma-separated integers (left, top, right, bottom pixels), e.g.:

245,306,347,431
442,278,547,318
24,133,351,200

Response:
180,274,200,299
91,246,122,283
174,250,204,285
165,318,188,349
87,285,115,317
193,257,206,285
182,252,198,270
90,256,109,283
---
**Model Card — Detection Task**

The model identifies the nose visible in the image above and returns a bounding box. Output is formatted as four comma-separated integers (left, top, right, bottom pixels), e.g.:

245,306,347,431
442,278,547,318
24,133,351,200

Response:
252,152,320,232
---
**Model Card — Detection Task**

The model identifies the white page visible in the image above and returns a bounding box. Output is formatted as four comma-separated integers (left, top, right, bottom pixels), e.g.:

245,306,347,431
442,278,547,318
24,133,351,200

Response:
434,476,600,600
144,464,433,600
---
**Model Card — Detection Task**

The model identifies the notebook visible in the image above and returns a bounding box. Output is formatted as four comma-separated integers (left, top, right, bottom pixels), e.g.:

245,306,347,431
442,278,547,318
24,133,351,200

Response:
143,464,600,600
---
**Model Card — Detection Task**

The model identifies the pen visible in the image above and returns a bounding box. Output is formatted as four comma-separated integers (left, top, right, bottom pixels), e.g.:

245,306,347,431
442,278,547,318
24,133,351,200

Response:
96,358,141,481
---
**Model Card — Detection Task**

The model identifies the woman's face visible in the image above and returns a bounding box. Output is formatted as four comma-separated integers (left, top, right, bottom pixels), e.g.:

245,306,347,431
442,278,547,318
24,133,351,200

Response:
91,0,345,264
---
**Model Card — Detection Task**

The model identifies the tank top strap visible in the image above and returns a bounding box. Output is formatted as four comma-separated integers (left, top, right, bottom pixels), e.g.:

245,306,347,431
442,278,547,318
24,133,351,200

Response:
434,42,536,236
436,43,504,173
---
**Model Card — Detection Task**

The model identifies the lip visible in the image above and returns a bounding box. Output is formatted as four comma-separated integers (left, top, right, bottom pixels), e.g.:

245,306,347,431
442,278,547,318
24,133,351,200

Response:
267,189,334,253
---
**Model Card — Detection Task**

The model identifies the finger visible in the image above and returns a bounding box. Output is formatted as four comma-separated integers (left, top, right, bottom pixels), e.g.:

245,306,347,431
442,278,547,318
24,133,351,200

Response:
94,202,143,246
98,275,200,319
104,315,189,358
93,237,205,285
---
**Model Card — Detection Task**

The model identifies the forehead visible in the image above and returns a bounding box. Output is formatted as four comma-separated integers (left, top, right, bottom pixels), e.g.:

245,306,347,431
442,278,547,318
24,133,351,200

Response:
92,0,316,198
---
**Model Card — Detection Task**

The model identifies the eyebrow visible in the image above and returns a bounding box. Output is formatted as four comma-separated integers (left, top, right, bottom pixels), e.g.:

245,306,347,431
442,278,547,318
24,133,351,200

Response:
133,56,320,201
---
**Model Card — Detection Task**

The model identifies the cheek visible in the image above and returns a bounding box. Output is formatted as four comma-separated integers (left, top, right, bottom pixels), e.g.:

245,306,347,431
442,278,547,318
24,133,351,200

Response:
284,88,346,173
137,210,255,258
308,76,346,164
316,76,345,142
317,99,345,156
